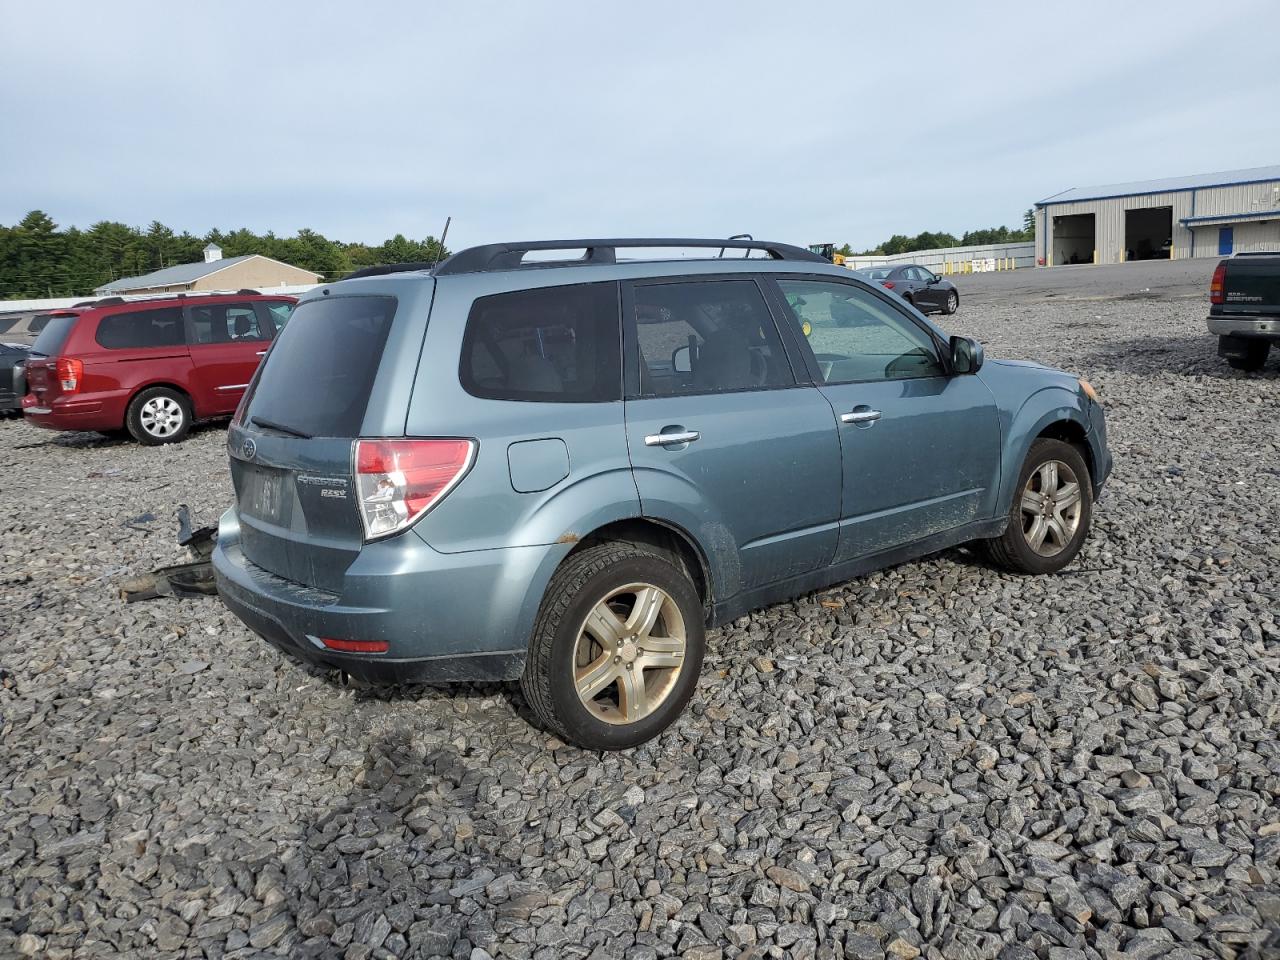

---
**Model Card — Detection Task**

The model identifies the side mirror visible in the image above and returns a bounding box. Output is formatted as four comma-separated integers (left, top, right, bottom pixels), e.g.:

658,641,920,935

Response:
927,275,940,284
950,335,984,374
672,344,692,374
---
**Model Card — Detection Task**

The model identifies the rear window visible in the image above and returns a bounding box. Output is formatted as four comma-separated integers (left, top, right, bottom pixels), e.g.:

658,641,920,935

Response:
30,315,79,357
460,282,621,402
245,295,396,438
95,308,185,349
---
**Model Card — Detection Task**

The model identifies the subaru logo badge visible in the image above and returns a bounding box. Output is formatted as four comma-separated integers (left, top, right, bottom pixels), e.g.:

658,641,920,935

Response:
242,438,257,460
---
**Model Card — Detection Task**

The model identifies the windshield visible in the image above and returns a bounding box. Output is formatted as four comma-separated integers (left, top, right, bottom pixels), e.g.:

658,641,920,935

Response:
29,315,79,356
245,295,397,438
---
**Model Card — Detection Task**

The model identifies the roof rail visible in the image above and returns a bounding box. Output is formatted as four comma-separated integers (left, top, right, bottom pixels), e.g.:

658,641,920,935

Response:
94,297,126,306
432,238,827,276
342,261,437,281
236,288,262,295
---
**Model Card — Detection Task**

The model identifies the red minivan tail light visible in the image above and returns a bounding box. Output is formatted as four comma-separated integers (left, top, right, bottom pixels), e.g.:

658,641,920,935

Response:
1209,262,1226,305
354,438,475,541
56,358,84,393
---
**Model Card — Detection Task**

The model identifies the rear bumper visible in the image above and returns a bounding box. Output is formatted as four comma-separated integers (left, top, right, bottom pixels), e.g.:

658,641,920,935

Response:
22,394,122,432
1207,316,1280,339
212,508,569,684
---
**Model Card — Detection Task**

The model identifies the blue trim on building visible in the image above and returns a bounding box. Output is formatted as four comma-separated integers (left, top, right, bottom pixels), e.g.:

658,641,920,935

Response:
1180,208,1280,225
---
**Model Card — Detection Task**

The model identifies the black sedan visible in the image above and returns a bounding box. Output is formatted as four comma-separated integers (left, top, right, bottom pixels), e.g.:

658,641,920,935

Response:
854,264,959,315
1,341,30,418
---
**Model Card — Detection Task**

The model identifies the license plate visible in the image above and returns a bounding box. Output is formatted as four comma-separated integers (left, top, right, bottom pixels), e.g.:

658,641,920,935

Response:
243,469,286,524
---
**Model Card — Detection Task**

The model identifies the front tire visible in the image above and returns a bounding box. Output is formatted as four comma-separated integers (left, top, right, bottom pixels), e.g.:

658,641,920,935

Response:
943,290,959,315
984,438,1092,574
521,542,705,750
126,387,192,445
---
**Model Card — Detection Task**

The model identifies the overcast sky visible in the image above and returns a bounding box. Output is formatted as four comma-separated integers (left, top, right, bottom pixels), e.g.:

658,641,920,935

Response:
2,1,1278,251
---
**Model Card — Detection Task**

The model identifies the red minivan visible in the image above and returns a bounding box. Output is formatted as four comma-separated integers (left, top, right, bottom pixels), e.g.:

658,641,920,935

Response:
22,292,295,444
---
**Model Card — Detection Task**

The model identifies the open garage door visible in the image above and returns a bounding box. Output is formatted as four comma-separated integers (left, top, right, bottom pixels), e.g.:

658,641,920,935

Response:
1053,214,1095,265
1125,207,1172,260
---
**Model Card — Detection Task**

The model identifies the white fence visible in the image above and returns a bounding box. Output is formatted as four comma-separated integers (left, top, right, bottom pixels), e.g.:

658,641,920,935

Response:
843,241,1035,275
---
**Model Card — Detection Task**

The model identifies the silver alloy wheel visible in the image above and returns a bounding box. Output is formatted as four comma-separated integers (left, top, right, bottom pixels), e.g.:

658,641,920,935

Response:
1020,459,1083,557
139,396,184,438
947,291,958,312
573,582,686,725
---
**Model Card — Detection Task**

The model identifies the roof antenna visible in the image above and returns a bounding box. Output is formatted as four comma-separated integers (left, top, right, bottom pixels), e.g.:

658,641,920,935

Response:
430,216,452,272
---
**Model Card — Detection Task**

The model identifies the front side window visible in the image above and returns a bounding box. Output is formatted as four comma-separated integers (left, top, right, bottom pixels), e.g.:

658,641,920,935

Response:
265,302,294,333
95,307,185,349
189,302,268,343
776,279,945,383
914,267,937,283
461,282,620,402
634,280,793,396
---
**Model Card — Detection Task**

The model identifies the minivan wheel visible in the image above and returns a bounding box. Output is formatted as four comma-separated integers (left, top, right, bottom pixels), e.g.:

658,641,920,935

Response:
983,438,1093,575
127,387,192,445
521,542,705,750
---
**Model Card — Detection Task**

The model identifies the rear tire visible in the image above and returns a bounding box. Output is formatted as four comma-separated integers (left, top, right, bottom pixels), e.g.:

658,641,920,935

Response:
126,387,192,445
521,542,705,750
984,438,1092,575
1225,339,1270,371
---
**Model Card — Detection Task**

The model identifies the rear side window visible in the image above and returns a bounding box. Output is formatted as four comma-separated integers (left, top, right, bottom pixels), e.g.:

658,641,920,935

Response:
28,316,51,334
245,295,396,438
30,315,79,356
95,308,185,349
0,319,17,334
633,280,794,396
460,282,621,402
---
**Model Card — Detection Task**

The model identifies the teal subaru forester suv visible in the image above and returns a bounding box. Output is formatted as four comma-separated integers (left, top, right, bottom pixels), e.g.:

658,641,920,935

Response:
213,238,1111,750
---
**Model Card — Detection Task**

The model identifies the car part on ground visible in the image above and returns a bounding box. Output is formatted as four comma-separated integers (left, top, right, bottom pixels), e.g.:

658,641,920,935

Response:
213,237,1110,749
120,505,218,602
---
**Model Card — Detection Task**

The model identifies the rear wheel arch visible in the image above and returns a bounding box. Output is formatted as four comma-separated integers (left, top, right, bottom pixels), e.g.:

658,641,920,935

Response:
127,380,195,417
569,518,713,615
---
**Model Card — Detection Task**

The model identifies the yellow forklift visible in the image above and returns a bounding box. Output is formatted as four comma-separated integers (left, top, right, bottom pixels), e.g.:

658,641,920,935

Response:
808,243,846,266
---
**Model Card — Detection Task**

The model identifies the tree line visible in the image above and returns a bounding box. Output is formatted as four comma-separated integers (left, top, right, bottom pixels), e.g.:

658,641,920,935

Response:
0,210,450,299
838,209,1035,257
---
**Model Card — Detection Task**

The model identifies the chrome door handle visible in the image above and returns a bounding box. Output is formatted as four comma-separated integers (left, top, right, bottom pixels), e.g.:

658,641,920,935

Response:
256,350,268,357
841,409,882,424
645,430,700,446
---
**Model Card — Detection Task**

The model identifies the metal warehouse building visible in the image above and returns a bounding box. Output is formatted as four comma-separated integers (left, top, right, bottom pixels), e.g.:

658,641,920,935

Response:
1033,164,1280,266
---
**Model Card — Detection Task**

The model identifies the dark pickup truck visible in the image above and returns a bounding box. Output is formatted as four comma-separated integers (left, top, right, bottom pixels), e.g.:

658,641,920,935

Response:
1209,253,1280,371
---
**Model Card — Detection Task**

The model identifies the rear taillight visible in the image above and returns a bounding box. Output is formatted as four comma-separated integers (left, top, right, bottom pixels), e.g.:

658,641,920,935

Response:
56,358,83,393
1209,262,1226,305
354,438,475,541
881,281,895,290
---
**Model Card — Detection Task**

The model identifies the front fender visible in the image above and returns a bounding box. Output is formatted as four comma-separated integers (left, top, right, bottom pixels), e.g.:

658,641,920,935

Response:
996,384,1092,514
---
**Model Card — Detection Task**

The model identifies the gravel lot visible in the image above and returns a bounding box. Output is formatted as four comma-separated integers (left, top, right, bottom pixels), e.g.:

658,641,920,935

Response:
2,265,1278,960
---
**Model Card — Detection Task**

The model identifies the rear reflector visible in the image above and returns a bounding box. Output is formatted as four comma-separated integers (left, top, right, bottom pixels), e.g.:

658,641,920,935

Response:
1209,262,1226,305
354,438,476,540
319,637,389,654
56,357,83,393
